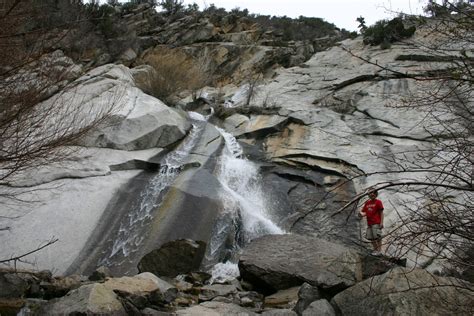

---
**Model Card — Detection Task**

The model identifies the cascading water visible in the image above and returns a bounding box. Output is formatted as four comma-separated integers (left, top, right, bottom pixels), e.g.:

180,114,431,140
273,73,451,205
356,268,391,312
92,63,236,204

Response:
206,128,285,282
97,112,207,271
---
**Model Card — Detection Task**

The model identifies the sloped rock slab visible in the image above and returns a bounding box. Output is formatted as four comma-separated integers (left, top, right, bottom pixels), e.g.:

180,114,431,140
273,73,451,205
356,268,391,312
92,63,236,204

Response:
331,267,474,316
238,234,362,294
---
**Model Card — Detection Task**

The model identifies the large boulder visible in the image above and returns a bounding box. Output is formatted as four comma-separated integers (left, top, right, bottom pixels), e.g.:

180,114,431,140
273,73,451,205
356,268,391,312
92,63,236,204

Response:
75,64,191,150
103,274,162,295
238,234,362,294
43,283,126,315
331,267,474,315
138,239,207,278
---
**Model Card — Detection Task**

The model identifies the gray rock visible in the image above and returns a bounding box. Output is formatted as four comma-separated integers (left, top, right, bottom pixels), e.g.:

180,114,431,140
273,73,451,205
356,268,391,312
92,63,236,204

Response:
0,272,30,298
41,275,84,299
302,299,335,316
262,309,298,316
264,286,300,309
89,266,112,281
141,307,175,315
74,64,192,151
103,274,163,295
188,271,212,285
331,267,474,316
198,284,238,301
360,253,407,280
119,48,138,64
176,301,257,315
237,291,264,308
239,234,362,294
130,64,156,92
136,272,176,294
138,239,207,278
293,282,321,315
43,283,126,315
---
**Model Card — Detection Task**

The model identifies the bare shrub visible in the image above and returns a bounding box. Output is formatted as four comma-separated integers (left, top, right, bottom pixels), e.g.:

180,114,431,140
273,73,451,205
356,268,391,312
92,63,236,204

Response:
141,47,207,104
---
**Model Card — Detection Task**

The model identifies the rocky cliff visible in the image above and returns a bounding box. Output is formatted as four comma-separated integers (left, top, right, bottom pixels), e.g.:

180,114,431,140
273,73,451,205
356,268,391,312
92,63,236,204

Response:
0,1,472,315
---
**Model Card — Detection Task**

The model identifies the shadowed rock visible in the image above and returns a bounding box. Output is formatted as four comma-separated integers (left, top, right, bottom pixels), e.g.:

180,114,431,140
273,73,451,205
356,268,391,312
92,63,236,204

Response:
138,239,207,278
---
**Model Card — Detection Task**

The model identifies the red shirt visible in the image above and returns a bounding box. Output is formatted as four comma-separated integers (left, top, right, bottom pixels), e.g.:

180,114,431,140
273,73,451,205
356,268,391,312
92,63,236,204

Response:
362,198,384,226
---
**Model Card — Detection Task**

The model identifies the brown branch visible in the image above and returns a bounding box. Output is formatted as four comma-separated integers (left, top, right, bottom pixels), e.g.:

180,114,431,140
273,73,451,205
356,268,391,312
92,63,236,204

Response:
331,181,473,217
0,237,58,264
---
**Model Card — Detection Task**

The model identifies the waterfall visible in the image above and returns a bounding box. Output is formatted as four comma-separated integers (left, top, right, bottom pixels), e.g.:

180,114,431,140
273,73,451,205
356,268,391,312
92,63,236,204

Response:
207,128,285,282
97,113,207,270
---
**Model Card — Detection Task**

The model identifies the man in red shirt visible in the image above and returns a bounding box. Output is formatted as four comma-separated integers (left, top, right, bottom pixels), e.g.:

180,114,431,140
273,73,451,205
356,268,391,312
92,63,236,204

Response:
359,189,384,255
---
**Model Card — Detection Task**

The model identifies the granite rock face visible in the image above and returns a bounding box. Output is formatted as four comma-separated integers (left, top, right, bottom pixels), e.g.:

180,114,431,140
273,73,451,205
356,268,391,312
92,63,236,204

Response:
214,27,472,269
75,64,191,150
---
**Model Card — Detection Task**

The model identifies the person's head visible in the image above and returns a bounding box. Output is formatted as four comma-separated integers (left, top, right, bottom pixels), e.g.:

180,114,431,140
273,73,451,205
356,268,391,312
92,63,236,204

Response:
368,189,378,200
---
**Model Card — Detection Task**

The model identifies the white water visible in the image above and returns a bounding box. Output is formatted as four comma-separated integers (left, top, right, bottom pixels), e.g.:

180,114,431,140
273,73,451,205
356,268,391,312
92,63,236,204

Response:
98,114,207,268
208,128,284,282
95,113,283,278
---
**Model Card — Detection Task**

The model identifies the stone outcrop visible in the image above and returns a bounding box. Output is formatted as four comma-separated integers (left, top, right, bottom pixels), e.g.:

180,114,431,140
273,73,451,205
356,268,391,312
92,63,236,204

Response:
211,25,473,270
331,267,474,315
239,234,362,294
75,64,191,150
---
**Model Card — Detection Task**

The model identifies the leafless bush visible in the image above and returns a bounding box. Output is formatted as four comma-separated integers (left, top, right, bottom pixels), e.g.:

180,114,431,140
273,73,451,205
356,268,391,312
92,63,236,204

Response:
141,47,207,104
244,72,263,106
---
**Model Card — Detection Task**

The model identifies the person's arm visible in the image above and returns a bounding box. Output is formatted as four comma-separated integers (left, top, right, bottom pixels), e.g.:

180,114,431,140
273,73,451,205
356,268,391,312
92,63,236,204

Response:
359,203,367,217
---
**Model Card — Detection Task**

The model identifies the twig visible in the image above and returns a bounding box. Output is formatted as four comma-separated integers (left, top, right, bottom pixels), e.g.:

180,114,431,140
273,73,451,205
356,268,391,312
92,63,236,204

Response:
0,237,59,264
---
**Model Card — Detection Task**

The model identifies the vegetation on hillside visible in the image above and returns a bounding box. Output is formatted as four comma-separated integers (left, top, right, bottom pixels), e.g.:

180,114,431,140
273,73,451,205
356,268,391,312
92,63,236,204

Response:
0,0,120,192
360,17,416,48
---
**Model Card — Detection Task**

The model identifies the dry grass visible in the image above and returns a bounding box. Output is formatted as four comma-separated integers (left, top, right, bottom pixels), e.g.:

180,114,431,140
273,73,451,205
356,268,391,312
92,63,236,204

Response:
141,47,208,104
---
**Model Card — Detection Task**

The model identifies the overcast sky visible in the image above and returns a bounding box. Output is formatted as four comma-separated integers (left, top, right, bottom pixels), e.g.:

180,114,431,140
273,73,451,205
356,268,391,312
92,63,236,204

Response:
181,0,427,31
